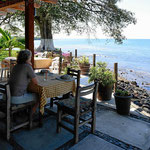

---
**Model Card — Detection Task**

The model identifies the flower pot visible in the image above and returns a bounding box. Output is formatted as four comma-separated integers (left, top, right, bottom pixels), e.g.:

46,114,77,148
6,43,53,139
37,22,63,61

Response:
114,94,132,115
97,84,113,101
79,64,90,75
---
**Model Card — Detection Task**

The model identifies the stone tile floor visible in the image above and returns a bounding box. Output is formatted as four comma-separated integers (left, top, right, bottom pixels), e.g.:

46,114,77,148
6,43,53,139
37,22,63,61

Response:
1,103,150,150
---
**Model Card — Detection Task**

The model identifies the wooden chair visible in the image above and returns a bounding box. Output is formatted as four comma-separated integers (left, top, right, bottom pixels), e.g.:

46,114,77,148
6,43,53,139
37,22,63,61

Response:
50,68,81,107
0,61,10,81
9,59,17,74
67,68,80,88
0,83,36,141
0,59,16,81
56,80,98,143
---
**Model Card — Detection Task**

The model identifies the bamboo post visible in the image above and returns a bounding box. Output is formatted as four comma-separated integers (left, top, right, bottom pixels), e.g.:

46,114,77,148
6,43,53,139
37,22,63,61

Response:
114,63,118,93
75,49,77,58
59,49,62,74
93,54,96,67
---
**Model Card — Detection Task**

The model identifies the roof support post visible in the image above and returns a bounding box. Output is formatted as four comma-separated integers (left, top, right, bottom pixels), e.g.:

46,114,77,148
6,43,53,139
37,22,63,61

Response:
25,0,34,68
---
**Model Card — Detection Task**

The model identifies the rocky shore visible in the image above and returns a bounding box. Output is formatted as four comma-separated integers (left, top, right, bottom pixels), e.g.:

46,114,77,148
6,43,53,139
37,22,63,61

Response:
117,77,150,114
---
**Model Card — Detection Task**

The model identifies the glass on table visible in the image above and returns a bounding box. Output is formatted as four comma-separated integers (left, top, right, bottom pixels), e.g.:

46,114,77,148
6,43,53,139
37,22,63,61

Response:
43,70,48,81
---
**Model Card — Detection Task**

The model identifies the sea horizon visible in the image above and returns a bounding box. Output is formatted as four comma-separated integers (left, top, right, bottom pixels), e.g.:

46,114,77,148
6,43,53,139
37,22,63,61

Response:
35,39,150,91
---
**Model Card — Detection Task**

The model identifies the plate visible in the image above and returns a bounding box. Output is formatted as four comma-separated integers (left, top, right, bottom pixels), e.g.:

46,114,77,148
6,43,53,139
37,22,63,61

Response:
36,72,53,76
56,76,75,81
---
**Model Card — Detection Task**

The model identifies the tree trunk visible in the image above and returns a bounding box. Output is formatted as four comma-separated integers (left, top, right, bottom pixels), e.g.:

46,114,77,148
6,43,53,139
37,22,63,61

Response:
9,48,11,57
35,11,55,52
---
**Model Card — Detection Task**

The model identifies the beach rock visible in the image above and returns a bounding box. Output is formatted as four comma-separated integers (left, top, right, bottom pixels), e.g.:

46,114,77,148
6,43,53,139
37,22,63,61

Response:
118,78,150,114
133,101,142,107
133,90,138,94
143,93,149,97
145,83,150,85
131,81,137,86
125,81,129,84
142,102,150,113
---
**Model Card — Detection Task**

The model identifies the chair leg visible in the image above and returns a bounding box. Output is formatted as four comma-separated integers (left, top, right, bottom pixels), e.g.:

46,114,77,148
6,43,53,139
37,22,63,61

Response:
4,70,7,78
38,106,43,127
74,115,79,144
6,113,11,141
50,98,54,108
91,109,96,134
57,108,62,133
29,107,33,130
1,69,3,81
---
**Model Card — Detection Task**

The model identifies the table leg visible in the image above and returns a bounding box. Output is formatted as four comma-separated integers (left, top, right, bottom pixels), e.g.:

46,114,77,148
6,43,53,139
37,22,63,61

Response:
50,98,54,107
39,102,43,127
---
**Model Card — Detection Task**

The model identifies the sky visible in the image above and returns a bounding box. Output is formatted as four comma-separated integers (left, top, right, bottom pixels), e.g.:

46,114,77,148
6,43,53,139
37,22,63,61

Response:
54,0,150,39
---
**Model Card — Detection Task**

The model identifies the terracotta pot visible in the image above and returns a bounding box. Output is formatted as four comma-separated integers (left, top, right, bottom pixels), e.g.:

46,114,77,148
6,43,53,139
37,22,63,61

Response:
79,63,90,75
114,94,132,115
97,84,113,101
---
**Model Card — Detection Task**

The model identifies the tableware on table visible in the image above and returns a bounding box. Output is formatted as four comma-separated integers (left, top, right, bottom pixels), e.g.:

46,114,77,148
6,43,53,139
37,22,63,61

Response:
56,74,74,81
43,71,48,81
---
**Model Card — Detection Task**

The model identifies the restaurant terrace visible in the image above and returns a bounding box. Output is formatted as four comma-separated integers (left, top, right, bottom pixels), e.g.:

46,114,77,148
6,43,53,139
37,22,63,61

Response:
0,1,150,150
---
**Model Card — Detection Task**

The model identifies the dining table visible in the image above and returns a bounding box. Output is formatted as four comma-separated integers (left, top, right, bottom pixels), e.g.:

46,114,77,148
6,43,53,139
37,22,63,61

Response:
2,57,52,69
28,73,76,114
34,57,52,69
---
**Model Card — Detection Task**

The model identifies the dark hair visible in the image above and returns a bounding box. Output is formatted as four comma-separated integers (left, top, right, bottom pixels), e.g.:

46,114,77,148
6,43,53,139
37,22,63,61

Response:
17,50,32,64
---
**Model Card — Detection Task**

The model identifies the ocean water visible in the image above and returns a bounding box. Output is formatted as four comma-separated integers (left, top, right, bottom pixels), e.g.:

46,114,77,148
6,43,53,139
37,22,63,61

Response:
34,39,150,90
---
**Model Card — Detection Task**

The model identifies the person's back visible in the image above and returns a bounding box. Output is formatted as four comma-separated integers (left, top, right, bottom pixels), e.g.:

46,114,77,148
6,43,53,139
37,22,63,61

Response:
8,49,38,105
9,63,35,96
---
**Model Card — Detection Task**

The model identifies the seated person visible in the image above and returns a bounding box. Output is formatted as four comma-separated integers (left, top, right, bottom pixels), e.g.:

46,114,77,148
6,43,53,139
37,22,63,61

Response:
8,49,38,105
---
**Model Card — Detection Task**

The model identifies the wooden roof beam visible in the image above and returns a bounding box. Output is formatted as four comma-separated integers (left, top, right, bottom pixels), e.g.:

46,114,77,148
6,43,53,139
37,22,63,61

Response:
41,0,57,4
0,0,24,8
0,1,24,11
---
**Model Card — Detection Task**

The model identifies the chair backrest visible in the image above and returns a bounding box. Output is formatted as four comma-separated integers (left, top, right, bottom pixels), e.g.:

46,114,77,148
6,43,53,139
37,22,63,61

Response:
67,68,81,87
9,59,17,73
75,80,98,113
1,60,9,69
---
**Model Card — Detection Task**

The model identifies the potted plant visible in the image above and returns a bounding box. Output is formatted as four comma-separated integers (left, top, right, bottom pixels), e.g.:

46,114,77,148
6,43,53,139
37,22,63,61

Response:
78,56,90,75
114,89,132,115
63,58,79,74
88,61,116,101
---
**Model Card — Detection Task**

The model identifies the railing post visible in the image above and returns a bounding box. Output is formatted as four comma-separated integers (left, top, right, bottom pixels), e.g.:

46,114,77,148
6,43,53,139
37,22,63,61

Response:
70,52,72,66
93,54,96,67
59,48,62,74
114,63,118,93
75,49,77,58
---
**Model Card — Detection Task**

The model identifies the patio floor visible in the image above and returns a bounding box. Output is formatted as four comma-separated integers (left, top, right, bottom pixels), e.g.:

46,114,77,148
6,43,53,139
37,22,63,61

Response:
0,76,150,150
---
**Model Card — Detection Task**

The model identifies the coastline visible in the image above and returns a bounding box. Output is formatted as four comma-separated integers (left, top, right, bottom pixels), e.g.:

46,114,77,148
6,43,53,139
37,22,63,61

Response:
117,68,150,92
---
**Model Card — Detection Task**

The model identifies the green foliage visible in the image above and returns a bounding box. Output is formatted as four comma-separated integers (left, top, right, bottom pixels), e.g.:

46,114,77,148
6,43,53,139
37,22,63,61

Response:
88,61,115,86
78,56,89,65
16,37,25,45
0,50,19,61
97,61,107,69
0,0,136,44
115,89,131,96
0,28,25,56
63,58,79,74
